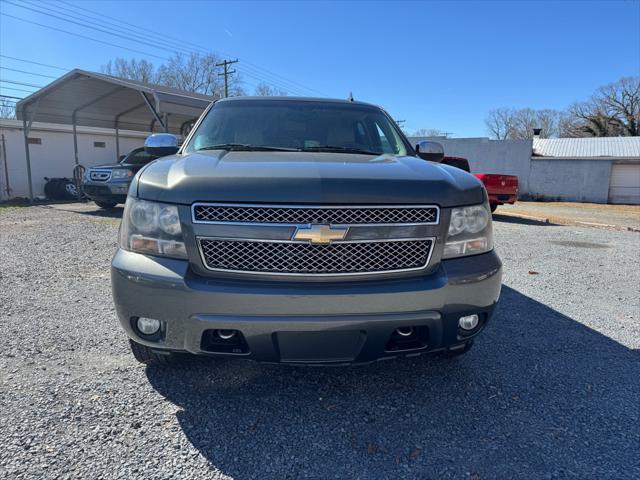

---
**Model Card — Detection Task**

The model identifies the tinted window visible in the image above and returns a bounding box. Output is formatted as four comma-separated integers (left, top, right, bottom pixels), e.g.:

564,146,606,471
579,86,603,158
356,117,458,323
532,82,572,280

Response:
185,100,407,155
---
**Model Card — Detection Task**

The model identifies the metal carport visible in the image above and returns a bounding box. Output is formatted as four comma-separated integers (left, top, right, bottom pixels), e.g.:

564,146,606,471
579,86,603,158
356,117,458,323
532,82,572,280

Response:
15,69,214,200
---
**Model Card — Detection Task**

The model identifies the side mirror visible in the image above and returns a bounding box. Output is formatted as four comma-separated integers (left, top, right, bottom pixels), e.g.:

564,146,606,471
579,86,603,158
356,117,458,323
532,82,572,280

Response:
118,154,126,162
415,140,444,162
144,133,179,157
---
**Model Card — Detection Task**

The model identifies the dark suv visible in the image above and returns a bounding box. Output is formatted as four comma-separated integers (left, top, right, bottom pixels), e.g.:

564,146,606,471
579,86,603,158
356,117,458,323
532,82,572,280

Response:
111,97,502,365
83,147,157,209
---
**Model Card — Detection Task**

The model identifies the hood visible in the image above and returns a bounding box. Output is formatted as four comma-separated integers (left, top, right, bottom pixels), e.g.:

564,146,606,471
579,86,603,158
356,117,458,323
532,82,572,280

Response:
89,163,121,169
134,150,485,207
90,163,145,172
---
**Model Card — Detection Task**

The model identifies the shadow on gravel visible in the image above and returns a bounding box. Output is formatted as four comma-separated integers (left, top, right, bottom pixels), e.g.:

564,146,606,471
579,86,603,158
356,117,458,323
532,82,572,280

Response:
492,213,558,227
145,286,639,479
40,202,124,219
71,206,124,219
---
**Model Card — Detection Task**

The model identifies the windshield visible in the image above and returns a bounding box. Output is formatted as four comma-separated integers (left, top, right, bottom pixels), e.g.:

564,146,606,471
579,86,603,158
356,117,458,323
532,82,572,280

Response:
184,100,408,156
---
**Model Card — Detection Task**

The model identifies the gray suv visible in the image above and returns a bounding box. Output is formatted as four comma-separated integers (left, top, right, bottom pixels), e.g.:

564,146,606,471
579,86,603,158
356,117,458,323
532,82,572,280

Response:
111,97,502,365
83,147,157,209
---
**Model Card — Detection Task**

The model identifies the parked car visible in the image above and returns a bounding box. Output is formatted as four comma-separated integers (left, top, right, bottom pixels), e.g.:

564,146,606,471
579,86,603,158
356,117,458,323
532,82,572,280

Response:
439,156,518,213
473,174,519,212
111,97,502,366
83,147,158,209
441,156,470,172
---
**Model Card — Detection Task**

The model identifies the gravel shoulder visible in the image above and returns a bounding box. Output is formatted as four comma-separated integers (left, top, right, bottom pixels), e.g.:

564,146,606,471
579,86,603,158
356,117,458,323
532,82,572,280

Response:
1,204,639,479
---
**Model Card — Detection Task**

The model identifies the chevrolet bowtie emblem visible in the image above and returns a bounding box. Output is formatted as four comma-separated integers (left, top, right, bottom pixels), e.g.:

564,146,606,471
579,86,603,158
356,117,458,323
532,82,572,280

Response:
293,224,348,244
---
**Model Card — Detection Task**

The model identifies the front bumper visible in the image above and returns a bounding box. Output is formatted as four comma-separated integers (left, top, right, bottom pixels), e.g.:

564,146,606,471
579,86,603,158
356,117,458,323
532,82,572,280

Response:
83,181,130,204
488,193,517,205
111,249,502,364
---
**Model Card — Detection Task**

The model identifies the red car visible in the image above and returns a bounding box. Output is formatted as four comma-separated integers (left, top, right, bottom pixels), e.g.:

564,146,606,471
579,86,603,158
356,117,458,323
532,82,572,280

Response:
473,174,519,212
440,157,518,213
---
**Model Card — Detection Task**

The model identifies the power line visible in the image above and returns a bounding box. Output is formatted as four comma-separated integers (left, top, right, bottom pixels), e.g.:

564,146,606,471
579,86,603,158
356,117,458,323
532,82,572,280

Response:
52,0,324,96
0,79,46,88
7,0,187,61
0,54,69,72
1,8,302,96
0,12,169,61
6,0,305,95
0,67,58,79
56,0,213,56
1,2,323,96
20,0,197,58
0,86,38,94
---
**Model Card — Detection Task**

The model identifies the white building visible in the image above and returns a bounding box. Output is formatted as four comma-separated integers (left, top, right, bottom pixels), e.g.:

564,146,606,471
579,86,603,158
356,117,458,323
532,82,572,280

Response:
0,119,147,201
530,137,640,205
408,136,640,205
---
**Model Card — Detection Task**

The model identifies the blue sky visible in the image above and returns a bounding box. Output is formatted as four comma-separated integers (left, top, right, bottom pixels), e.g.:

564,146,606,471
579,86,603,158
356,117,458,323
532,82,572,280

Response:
1,0,638,137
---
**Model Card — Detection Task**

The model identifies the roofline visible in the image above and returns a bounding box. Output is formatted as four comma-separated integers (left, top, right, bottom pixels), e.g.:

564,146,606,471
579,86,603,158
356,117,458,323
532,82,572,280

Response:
216,96,381,108
532,155,640,160
15,69,214,117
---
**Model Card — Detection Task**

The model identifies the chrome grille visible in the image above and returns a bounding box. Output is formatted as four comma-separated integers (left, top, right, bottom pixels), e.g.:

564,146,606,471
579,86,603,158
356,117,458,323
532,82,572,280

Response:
193,204,438,225
199,239,433,275
89,170,111,182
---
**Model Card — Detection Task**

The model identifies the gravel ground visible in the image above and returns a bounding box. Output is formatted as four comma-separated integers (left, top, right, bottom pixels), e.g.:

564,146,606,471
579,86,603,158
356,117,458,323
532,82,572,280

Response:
1,204,639,479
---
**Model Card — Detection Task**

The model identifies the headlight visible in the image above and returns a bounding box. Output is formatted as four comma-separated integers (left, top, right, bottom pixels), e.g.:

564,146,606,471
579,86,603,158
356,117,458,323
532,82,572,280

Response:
119,197,187,259
111,169,133,179
443,202,493,259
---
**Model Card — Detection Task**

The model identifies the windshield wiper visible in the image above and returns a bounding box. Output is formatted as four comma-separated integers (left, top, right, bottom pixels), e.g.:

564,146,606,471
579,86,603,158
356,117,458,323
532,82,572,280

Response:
196,143,298,152
301,145,383,156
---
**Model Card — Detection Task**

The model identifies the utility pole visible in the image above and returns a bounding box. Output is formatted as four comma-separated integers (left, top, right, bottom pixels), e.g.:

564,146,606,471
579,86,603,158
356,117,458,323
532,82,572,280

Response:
216,59,238,98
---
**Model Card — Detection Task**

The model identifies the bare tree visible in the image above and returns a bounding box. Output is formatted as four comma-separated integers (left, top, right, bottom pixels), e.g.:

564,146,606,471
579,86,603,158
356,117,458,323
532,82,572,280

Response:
486,77,640,139
568,77,639,137
485,108,562,139
102,58,157,83
254,82,287,96
0,99,16,119
157,52,245,98
485,108,515,140
412,128,447,137
101,53,246,98
599,77,639,136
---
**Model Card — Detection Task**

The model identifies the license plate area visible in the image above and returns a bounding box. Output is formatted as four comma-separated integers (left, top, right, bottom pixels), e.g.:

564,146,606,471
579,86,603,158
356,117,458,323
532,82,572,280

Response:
275,330,366,363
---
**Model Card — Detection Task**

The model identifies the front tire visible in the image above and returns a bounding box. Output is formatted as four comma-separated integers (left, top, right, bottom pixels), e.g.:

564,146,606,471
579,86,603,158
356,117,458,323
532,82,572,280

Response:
95,200,117,209
129,339,178,366
490,203,498,213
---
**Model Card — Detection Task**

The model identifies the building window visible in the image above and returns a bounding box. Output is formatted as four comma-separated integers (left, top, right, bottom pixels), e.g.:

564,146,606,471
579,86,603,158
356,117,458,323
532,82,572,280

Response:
27,137,42,145
93,141,106,148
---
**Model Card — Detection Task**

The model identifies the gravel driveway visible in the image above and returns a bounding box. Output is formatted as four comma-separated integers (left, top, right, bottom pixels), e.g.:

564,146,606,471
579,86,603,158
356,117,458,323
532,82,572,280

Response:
1,204,639,479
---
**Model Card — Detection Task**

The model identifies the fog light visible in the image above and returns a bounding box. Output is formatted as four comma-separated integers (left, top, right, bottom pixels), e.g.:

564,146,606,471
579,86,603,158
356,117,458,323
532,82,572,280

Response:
137,317,161,335
458,314,479,331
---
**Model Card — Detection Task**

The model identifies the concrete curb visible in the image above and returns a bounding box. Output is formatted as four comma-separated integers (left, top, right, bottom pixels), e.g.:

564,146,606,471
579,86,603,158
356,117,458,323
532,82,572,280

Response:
496,211,551,223
497,211,639,232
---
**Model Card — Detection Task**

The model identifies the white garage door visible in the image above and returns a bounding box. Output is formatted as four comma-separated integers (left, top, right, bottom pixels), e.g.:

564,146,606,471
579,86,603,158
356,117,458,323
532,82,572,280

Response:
609,163,640,205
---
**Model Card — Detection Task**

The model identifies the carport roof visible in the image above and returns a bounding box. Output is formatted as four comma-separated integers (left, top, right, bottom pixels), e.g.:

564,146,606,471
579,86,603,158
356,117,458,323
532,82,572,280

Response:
15,69,214,134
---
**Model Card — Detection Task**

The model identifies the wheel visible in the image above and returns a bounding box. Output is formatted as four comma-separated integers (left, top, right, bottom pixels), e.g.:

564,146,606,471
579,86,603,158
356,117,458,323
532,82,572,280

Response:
129,339,178,365
443,340,474,358
490,203,498,213
95,200,118,209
